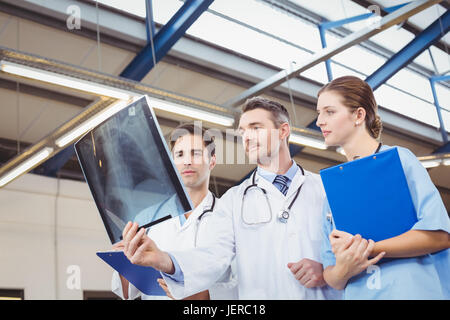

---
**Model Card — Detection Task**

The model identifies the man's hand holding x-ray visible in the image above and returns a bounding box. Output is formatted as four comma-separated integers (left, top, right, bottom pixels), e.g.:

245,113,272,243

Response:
122,221,175,274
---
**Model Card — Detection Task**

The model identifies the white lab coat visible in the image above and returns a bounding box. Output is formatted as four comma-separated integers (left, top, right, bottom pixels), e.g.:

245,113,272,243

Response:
112,192,238,300
163,169,342,300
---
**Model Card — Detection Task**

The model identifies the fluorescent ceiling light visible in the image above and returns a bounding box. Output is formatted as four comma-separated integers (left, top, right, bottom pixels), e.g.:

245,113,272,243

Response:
289,133,327,150
1,61,233,147
420,159,441,169
0,60,234,127
149,97,234,127
0,60,132,100
56,97,234,147
0,147,54,187
55,100,129,147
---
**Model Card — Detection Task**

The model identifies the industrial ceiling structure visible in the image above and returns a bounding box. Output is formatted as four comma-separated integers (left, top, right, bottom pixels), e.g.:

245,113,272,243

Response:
0,0,449,209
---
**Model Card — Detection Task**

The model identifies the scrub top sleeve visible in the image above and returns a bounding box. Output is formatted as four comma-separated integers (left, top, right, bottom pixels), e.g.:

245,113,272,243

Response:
398,147,450,233
320,198,337,269
161,252,185,283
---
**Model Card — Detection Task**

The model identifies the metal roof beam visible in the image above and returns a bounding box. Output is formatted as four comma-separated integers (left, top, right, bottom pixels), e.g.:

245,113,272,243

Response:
0,0,444,145
366,10,450,90
37,0,215,178
224,0,443,109
120,0,214,81
350,0,449,53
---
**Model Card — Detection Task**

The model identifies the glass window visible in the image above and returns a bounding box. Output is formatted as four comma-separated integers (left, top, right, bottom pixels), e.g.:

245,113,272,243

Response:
387,69,434,103
374,84,440,128
92,0,448,131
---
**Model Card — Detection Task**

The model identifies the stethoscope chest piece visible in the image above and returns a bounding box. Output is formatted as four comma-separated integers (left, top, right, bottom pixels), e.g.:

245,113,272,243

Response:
278,210,290,223
242,163,305,226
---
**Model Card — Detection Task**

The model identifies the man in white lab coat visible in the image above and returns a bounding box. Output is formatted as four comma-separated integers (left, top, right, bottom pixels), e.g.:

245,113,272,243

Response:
122,97,341,299
112,123,237,300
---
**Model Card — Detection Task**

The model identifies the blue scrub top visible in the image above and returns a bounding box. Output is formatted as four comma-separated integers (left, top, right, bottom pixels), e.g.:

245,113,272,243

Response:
320,145,450,299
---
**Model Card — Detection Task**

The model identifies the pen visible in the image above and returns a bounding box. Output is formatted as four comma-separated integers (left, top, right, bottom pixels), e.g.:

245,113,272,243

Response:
119,215,172,240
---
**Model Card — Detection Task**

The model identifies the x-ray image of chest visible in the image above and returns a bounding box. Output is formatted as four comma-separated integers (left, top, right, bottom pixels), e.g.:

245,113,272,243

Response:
75,99,189,243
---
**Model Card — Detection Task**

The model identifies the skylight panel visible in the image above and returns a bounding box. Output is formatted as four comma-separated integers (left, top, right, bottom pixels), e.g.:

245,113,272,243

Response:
387,68,434,103
375,84,441,128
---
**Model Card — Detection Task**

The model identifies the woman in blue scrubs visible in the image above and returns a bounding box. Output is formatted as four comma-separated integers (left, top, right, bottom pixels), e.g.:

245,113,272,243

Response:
317,75,450,299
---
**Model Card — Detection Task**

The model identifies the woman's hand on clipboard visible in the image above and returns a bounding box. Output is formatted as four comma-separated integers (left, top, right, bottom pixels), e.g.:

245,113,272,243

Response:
329,229,353,254
334,234,385,280
122,221,175,274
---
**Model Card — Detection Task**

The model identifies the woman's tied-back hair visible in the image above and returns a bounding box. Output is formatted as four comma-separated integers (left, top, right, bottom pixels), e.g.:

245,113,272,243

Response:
169,123,216,158
318,76,382,139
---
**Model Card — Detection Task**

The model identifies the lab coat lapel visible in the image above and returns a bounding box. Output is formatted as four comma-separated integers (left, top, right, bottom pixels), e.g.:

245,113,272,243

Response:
255,166,305,199
285,168,306,199
178,191,212,232
254,171,284,197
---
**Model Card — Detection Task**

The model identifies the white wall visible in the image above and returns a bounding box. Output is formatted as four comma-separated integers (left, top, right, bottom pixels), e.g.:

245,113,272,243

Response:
0,173,114,299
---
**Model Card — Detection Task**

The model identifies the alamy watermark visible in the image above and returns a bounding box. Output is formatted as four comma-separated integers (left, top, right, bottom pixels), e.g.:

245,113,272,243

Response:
66,5,81,30
366,265,381,290
66,265,81,290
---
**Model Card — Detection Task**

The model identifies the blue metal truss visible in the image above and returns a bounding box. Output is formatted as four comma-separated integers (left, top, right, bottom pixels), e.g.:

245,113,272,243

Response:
366,10,450,90
308,8,450,141
39,0,214,178
34,146,77,177
120,0,214,81
365,9,450,154
434,141,450,154
318,3,409,82
429,75,450,145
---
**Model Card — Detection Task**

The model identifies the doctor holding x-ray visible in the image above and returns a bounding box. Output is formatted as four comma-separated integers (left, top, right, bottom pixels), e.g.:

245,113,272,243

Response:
112,123,237,300
121,97,342,300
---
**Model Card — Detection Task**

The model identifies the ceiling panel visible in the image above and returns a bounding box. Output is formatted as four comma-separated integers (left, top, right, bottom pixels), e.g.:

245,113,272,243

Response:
0,87,83,144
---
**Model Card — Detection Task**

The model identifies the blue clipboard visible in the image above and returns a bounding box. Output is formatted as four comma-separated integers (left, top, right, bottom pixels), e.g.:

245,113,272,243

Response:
97,251,165,296
320,147,418,242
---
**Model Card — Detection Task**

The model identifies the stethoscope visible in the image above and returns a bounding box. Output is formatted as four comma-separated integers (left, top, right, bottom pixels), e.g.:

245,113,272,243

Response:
326,143,382,227
241,163,305,225
193,193,216,247
141,193,216,247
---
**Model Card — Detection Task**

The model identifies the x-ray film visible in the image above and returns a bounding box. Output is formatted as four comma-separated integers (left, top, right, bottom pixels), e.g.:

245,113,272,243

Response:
75,96,193,244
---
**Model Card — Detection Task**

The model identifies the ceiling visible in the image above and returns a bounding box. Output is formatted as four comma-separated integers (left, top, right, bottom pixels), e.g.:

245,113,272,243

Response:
0,0,448,210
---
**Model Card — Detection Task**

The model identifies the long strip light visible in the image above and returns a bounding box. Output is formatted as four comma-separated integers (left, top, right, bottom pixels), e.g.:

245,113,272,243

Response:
55,97,235,148
0,147,54,187
420,159,441,168
0,60,132,100
0,60,235,187
148,97,234,127
55,100,130,148
0,60,234,128
289,133,327,150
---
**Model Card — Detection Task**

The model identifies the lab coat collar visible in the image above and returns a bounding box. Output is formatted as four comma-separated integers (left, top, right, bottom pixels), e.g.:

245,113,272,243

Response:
285,167,306,199
253,163,305,199
253,170,286,197
178,191,214,231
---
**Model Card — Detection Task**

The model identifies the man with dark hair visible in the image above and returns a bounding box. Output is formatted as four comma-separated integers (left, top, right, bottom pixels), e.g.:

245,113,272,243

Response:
121,97,341,300
111,122,237,300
